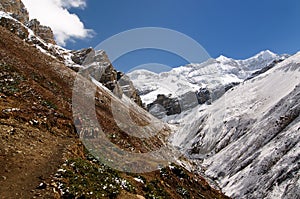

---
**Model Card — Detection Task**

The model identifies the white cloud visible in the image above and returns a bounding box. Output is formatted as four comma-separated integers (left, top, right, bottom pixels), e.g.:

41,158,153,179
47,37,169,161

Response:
22,0,94,46
61,0,86,8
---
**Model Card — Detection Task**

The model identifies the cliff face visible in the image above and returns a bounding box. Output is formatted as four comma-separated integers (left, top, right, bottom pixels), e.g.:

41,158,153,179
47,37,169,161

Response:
0,0,55,44
71,48,144,107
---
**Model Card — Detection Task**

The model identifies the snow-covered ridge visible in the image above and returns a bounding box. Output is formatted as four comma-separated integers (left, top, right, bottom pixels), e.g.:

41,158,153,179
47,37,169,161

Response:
128,50,285,106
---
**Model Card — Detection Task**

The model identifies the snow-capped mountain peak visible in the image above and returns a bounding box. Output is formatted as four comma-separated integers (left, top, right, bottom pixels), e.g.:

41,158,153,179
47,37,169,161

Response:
252,49,277,59
216,55,233,63
128,50,285,109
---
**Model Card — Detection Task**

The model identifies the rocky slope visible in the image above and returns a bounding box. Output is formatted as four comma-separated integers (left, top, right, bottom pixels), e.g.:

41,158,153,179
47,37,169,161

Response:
171,52,300,198
0,23,229,199
71,47,143,107
0,1,143,107
26,18,56,44
0,1,229,198
0,24,77,198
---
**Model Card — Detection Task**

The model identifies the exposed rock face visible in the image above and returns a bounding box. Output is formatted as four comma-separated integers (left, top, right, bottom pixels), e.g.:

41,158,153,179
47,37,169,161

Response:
147,94,181,118
117,72,143,107
26,19,56,44
77,49,143,107
71,47,94,65
0,0,55,44
0,0,28,23
147,88,212,118
196,88,211,104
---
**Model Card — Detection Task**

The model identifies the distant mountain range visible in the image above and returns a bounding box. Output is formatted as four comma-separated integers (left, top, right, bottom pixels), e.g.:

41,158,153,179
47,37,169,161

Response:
128,50,289,118
129,50,287,104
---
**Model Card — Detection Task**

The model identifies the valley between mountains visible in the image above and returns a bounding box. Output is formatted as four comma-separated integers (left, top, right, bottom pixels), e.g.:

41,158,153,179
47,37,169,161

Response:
129,49,300,199
1,1,299,199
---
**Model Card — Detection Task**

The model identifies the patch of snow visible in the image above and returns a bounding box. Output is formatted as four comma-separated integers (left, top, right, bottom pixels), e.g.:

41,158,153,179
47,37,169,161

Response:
0,11,14,19
133,177,144,184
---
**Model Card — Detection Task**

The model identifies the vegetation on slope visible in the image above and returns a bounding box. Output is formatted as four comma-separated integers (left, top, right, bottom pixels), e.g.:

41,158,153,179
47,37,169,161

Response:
0,26,229,198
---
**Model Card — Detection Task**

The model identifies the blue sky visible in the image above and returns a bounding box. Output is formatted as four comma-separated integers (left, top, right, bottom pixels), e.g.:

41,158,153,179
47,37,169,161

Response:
66,0,300,72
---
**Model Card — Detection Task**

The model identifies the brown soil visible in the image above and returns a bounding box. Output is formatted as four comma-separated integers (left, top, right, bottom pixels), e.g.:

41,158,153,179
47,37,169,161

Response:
0,25,77,198
0,25,230,199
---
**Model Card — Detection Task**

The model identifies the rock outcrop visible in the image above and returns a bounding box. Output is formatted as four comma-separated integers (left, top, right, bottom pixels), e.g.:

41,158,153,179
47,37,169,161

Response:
0,0,28,23
77,48,143,107
26,19,56,44
147,88,212,118
117,72,143,107
0,0,55,44
70,47,94,65
147,94,181,118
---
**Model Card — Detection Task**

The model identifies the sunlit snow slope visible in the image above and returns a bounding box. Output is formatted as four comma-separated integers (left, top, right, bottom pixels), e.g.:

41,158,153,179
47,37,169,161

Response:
171,52,300,199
